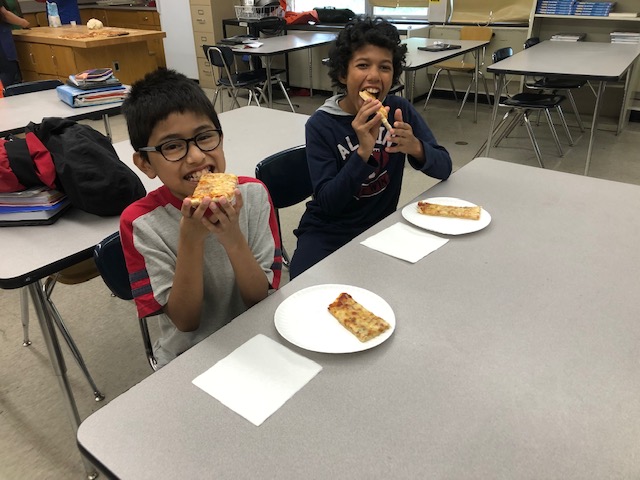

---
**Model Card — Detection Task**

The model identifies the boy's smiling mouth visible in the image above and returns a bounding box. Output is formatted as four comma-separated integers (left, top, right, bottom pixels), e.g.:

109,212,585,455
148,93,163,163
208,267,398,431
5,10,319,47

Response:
185,166,214,181
361,88,381,99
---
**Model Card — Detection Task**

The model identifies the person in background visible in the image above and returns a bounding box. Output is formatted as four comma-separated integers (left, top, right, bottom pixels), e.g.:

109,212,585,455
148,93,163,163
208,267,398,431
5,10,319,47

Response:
288,17,452,279
120,68,282,368
35,0,81,25
0,0,29,88
5,0,24,30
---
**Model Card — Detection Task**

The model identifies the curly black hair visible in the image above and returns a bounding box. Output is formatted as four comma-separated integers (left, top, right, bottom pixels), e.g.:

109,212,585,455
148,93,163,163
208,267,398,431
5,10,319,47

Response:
327,16,407,91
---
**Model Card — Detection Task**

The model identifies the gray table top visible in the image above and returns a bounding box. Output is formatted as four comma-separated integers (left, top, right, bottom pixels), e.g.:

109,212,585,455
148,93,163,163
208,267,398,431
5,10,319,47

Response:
487,40,640,80
231,31,337,56
0,106,308,289
0,88,122,136
403,37,491,71
77,157,640,479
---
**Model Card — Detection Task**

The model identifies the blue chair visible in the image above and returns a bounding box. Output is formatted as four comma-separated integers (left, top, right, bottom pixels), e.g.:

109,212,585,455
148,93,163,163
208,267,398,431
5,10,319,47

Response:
94,232,158,371
255,145,312,268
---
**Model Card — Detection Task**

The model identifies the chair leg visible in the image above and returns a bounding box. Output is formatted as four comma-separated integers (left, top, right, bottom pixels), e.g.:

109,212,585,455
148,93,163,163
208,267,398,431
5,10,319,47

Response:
473,108,513,157
140,317,158,372
423,68,443,111
522,111,545,168
43,277,105,402
565,90,585,133
481,72,492,105
494,111,521,146
456,75,474,118
277,79,295,113
544,109,564,157
554,105,574,146
445,70,458,101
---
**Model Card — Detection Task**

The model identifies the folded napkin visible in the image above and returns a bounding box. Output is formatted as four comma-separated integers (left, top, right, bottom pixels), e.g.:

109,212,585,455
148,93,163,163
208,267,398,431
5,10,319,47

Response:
192,334,322,426
360,222,449,263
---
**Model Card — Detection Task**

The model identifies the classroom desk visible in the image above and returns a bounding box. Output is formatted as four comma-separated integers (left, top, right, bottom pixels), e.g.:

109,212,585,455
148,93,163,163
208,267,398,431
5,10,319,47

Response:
232,31,337,106
486,40,640,176
77,157,640,479
0,87,121,139
403,37,492,122
0,106,308,479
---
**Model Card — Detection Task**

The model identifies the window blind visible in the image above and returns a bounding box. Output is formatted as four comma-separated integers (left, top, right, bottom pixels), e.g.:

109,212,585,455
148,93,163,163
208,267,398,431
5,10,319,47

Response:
451,0,531,23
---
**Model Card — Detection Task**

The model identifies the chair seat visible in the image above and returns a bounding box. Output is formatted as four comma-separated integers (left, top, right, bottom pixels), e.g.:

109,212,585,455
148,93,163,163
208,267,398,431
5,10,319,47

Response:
531,77,586,90
433,60,475,72
55,258,100,284
503,93,565,109
219,73,265,89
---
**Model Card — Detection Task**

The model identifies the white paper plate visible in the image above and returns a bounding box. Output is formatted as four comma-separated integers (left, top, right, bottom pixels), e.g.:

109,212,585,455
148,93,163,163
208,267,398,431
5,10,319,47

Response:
274,284,396,353
401,196,491,235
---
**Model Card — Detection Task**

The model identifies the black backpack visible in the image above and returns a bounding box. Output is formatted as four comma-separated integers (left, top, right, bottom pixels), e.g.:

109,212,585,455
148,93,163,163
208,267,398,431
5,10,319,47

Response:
23,117,146,216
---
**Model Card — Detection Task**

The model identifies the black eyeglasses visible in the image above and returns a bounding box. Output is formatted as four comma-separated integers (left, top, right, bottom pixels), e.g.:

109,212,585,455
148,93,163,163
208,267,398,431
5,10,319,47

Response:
138,129,223,162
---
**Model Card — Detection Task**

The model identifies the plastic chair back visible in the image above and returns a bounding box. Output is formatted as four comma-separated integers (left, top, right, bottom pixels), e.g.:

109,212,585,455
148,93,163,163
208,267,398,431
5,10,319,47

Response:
93,232,133,301
255,145,312,209
493,47,513,63
3,79,63,97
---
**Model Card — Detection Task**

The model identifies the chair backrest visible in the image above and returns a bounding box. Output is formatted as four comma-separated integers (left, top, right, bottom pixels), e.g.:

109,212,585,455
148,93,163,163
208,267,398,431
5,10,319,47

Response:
255,145,312,210
524,37,540,49
460,26,493,42
93,232,133,301
255,16,286,37
3,79,63,97
492,47,513,63
203,44,235,80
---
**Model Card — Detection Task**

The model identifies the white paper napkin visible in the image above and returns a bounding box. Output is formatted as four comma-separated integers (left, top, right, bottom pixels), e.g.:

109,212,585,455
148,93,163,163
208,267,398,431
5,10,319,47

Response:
360,222,449,263
192,334,322,426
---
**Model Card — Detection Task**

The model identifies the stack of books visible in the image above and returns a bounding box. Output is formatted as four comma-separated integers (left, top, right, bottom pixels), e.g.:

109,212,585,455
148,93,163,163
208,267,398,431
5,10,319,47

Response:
67,68,122,90
536,0,576,15
0,187,70,226
573,1,615,16
610,31,640,44
551,32,587,41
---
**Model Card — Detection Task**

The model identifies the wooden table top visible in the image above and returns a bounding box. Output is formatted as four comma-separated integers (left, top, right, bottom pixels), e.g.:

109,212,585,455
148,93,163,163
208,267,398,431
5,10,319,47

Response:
12,26,166,49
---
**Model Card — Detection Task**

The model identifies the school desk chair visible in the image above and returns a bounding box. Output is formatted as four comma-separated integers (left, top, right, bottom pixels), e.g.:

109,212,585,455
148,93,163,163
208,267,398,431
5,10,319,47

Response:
255,145,312,268
93,232,158,372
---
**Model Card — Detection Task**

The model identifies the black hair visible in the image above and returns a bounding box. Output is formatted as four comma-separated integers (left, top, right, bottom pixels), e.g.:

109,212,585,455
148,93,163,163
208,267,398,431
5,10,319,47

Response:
122,68,222,157
327,16,407,91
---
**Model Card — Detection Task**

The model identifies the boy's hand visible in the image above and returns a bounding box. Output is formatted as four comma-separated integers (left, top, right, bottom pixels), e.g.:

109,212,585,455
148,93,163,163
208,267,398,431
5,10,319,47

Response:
180,196,216,243
203,189,245,248
385,109,424,161
353,96,391,161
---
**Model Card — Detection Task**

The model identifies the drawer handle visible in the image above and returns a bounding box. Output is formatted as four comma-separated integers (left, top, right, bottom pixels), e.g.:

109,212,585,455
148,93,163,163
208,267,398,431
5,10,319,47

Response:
197,19,205,24
197,9,204,14
30,52,35,65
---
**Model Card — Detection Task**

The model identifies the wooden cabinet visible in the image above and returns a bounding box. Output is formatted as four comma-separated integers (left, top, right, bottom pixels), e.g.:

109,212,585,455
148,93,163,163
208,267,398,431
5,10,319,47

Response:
527,0,640,121
190,0,236,88
13,27,166,85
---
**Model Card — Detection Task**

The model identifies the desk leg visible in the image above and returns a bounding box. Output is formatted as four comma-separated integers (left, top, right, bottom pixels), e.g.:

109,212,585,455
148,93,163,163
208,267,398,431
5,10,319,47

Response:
102,114,112,143
27,282,99,480
308,49,313,97
617,63,635,136
266,57,273,108
584,81,606,176
474,48,480,123
485,73,504,157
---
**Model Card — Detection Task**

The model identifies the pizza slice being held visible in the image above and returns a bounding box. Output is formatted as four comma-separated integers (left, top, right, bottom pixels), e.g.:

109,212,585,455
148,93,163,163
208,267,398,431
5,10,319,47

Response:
417,201,481,220
191,173,238,207
328,292,390,343
359,90,393,131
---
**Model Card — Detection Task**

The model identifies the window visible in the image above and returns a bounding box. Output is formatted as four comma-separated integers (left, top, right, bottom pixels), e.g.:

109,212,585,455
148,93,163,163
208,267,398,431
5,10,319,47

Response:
292,1,428,20
372,6,429,20
293,0,366,14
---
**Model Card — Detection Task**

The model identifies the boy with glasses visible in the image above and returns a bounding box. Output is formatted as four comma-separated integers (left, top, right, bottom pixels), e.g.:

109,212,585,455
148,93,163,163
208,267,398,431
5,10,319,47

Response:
121,68,281,368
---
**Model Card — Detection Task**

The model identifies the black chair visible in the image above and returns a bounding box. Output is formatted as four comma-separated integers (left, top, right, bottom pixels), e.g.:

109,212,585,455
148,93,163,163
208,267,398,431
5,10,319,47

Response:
252,16,295,112
523,37,586,132
479,47,573,168
203,44,264,112
2,79,63,96
255,145,312,268
94,232,158,371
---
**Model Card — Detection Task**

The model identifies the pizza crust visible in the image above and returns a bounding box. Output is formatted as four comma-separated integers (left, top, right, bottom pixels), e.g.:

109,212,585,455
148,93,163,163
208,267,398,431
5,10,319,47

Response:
417,201,481,220
191,173,238,207
328,292,390,343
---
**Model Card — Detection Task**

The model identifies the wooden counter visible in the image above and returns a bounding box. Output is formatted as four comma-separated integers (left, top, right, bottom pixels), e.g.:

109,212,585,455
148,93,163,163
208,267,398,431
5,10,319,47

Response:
13,26,166,84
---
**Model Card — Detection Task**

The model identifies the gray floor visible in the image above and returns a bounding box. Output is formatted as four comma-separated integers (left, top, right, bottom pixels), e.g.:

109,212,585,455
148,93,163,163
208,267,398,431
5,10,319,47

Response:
1,90,639,480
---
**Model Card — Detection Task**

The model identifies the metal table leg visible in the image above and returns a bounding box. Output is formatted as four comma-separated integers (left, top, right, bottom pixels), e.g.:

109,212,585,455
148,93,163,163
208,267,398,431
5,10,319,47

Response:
27,282,99,480
584,81,606,176
485,73,505,157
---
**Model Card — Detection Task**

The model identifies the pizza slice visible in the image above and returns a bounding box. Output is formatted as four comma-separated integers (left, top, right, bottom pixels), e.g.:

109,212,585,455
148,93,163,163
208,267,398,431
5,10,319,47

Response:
359,90,393,131
190,173,238,207
417,201,481,220
328,292,390,343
